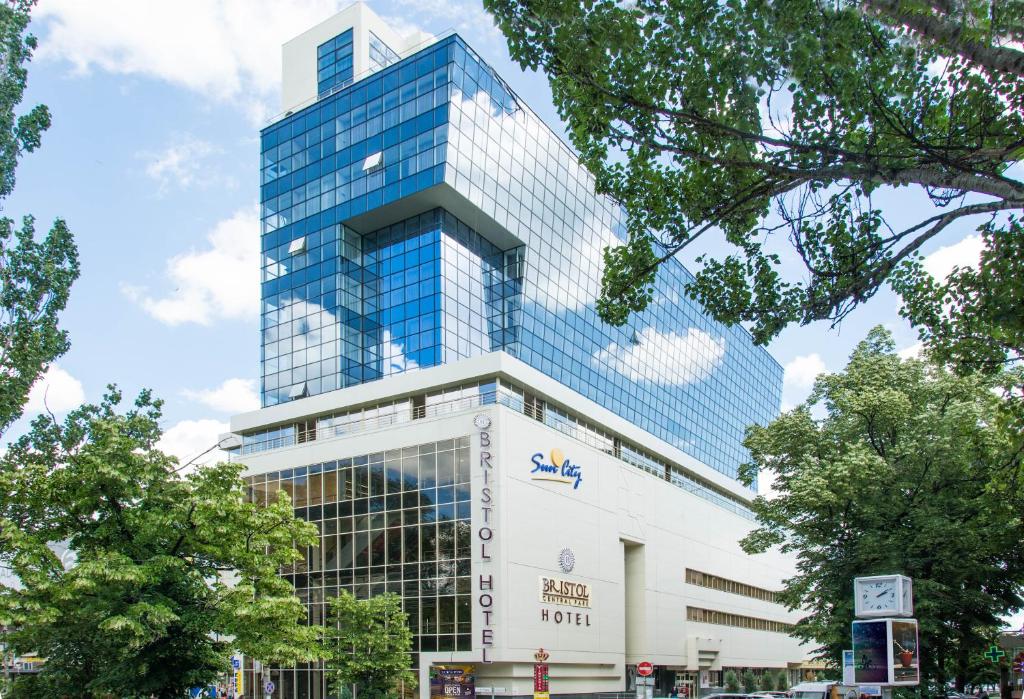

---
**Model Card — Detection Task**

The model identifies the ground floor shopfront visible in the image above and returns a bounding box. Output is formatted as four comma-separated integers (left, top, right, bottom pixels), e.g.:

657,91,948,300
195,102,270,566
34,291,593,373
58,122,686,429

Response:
228,354,812,699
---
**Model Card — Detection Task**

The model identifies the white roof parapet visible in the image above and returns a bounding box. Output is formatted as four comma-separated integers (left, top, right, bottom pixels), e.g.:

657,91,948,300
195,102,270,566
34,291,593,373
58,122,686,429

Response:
279,1,434,115
230,350,757,503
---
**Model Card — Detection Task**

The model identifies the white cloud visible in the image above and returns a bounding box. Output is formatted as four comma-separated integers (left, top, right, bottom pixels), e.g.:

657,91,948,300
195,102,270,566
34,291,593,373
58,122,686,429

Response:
390,0,500,40
182,378,260,413
122,206,259,326
382,329,420,376
781,353,826,410
757,469,779,499
139,135,234,193
897,342,925,360
379,14,432,42
922,233,983,282
25,364,85,414
157,418,230,469
593,327,726,385
34,1,485,122
35,0,346,121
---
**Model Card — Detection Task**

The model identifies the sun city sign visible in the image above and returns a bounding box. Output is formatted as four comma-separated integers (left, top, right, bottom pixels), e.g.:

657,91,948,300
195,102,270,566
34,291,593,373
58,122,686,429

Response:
530,448,584,489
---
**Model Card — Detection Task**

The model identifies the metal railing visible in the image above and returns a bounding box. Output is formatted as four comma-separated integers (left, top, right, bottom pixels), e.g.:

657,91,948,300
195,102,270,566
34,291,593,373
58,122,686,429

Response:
240,391,494,455
237,387,756,519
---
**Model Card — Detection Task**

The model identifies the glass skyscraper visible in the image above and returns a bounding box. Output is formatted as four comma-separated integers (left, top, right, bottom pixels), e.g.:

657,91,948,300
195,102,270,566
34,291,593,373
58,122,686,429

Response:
258,31,781,483
232,6,804,698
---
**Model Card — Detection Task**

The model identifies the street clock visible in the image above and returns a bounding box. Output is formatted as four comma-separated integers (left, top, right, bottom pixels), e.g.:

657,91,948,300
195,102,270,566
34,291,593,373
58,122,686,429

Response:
854,574,913,617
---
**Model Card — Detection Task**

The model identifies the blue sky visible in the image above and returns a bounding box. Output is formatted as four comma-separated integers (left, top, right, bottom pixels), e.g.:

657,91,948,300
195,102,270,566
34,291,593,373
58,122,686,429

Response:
7,0,1003,552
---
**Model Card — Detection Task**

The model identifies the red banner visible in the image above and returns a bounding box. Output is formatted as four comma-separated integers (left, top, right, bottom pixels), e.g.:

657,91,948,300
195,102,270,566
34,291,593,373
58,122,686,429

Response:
534,664,549,692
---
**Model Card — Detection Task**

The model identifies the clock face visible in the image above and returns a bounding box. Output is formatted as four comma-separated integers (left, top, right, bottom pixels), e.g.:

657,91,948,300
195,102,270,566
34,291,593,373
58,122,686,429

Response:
473,414,491,429
859,579,897,611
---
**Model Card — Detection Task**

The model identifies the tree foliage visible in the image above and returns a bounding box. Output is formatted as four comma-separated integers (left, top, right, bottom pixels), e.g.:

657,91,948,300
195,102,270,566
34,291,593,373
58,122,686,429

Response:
484,0,1024,369
774,669,790,692
724,670,741,693
0,0,79,435
323,590,415,699
0,389,321,699
741,669,758,693
739,327,1024,691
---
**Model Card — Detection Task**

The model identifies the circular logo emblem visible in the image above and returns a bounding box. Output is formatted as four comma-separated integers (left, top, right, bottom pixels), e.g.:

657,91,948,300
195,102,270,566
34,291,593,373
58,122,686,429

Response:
558,547,575,573
473,414,491,429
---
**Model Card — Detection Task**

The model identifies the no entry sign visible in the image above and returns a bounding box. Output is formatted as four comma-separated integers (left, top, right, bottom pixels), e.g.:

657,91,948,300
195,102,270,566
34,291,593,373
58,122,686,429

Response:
637,662,654,677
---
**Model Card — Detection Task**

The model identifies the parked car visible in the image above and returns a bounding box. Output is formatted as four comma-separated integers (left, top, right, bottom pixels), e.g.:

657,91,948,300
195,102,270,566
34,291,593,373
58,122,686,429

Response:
751,693,791,698
703,694,755,699
789,682,860,699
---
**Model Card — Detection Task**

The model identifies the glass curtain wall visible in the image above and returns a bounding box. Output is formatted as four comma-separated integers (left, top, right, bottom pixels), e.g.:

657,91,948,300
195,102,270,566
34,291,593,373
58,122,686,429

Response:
260,34,782,484
243,436,473,699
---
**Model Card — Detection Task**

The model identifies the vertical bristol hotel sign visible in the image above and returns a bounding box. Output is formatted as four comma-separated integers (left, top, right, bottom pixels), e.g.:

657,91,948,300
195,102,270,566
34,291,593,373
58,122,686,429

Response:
474,413,496,663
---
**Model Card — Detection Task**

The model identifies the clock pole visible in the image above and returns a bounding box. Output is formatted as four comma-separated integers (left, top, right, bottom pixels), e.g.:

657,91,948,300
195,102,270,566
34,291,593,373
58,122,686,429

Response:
851,575,919,695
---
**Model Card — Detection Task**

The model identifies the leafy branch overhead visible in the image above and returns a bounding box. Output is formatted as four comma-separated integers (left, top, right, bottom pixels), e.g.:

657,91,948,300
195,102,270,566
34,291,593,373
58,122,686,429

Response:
485,0,1023,370
0,0,79,437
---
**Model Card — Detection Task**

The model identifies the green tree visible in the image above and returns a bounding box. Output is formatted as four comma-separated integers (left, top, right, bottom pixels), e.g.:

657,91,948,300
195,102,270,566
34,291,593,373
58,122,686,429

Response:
774,670,789,692
759,672,775,692
741,669,758,693
0,0,79,435
484,0,1024,370
724,670,741,693
738,327,1024,692
323,590,415,699
0,388,321,699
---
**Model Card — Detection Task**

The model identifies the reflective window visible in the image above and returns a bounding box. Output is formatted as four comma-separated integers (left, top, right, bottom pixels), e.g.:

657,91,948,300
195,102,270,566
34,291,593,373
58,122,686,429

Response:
369,31,400,73
259,35,782,486
317,29,354,96
244,435,472,694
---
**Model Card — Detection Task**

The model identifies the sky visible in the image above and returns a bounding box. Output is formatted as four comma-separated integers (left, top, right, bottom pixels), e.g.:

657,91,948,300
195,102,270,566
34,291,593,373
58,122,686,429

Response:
5,0,1016,627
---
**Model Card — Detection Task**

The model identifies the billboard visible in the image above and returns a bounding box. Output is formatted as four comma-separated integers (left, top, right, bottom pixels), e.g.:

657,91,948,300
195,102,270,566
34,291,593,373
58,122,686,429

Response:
891,619,920,684
430,664,476,699
852,618,919,686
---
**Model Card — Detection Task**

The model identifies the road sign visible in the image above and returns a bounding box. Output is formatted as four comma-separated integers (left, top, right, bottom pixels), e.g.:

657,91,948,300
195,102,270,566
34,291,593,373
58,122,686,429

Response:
637,661,654,677
264,680,275,695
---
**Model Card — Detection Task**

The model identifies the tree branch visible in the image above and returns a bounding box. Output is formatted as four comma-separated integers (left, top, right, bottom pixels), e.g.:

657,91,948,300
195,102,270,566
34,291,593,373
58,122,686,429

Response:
861,0,1024,79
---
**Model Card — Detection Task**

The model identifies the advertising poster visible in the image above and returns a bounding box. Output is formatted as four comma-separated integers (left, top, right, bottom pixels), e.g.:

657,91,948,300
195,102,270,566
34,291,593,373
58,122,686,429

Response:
852,620,889,684
430,664,476,699
842,650,855,685
891,619,920,685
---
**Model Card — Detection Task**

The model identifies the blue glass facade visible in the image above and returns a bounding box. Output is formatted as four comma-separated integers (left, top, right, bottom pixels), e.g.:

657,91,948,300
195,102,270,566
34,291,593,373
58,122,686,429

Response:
260,35,782,483
316,29,354,96
368,31,400,73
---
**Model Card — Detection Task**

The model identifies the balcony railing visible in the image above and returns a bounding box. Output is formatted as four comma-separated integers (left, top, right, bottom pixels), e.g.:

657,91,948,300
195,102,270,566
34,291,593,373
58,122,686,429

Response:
237,389,755,520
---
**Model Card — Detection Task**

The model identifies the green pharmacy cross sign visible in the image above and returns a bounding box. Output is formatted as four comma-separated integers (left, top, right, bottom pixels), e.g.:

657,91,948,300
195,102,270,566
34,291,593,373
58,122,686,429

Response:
984,646,1005,663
